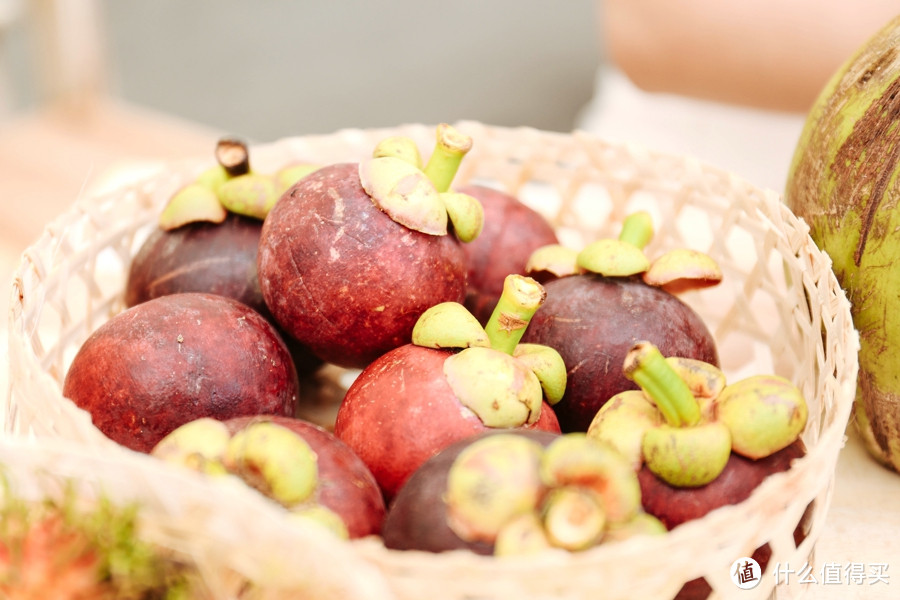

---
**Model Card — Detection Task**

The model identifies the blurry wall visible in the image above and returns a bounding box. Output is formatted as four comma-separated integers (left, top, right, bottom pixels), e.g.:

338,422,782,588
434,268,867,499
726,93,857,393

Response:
97,1,603,142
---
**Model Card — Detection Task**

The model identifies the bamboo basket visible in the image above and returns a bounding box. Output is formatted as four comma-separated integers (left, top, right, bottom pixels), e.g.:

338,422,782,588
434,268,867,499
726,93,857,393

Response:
4,122,859,599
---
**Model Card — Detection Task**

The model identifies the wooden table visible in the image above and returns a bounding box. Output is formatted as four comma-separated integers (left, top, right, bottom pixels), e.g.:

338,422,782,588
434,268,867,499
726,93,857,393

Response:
1,101,898,599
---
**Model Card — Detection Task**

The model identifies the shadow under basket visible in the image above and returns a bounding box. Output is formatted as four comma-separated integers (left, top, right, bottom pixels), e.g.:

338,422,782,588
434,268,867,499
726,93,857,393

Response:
5,122,859,599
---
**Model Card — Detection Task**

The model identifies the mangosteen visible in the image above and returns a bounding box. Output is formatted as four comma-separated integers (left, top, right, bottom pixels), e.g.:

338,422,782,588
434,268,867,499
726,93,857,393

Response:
129,138,323,377
640,443,809,600
521,211,723,432
455,184,559,325
333,274,565,500
382,429,664,555
588,341,810,599
257,124,485,369
62,292,300,453
152,415,386,539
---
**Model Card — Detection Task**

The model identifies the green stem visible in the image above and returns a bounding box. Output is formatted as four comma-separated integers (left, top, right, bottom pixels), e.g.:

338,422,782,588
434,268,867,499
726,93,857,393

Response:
618,211,654,249
422,123,472,193
623,341,700,427
484,275,546,354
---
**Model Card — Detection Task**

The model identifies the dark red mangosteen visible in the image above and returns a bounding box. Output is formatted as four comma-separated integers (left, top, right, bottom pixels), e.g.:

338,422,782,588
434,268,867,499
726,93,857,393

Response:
587,341,810,599
521,211,723,432
62,293,300,453
333,274,565,500
382,429,665,555
257,125,484,369
128,137,323,376
221,415,385,538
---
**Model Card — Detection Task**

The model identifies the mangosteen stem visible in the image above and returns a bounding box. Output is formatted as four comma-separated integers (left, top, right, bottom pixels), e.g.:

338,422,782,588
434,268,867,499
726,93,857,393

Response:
618,211,654,250
422,124,473,193
623,341,701,428
484,275,546,355
215,137,251,177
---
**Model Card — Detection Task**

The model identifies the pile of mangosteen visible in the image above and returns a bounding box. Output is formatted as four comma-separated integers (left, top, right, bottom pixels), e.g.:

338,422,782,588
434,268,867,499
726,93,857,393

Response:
61,125,812,598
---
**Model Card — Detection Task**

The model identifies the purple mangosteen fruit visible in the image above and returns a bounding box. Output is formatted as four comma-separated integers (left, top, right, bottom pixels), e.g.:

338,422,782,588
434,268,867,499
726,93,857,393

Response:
333,274,565,501
521,211,723,432
62,292,300,453
382,429,665,555
128,137,323,376
151,415,380,539
257,125,485,369
222,415,386,538
587,341,810,599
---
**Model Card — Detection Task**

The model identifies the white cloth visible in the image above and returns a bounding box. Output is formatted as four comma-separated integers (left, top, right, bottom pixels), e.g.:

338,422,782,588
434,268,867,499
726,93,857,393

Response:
575,68,809,195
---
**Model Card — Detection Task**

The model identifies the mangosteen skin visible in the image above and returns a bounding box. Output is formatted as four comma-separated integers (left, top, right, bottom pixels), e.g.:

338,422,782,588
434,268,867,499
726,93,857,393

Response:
125,215,323,377
455,184,559,325
639,441,808,600
62,293,300,453
382,429,561,554
257,163,469,369
520,274,719,432
223,415,386,538
639,440,806,529
333,344,561,501
126,214,265,311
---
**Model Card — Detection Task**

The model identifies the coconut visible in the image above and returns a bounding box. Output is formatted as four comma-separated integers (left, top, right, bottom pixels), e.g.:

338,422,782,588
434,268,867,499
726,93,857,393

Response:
785,15,900,472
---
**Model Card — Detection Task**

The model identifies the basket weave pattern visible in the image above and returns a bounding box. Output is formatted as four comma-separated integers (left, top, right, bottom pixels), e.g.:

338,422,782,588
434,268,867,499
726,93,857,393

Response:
5,122,859,599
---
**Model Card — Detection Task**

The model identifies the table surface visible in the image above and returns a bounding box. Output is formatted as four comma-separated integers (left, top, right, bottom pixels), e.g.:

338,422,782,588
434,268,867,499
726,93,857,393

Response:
1,100,898,599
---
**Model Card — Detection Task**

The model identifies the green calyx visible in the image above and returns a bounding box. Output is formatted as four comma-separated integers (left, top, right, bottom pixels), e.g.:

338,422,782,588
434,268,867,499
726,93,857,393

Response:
715,374,808,459
530,210,722,292
218,172,279,220
443,346,544,427
410,275,566,427
576,211,653,277
445,434,546,543
539,433,642,524
358,156,449,234
642,422,732,488
150,417,231,476
358,124,483,241
289,504,350,540
540,486,607,551
412,301,491,349
158,182,228,231
608,341,808,487
152,418,338,520
223,421,319,507
525,244,583,279
158,137,321,229
372,135,424,168
586,390,662,469
513,343,567,405
445,433,662,554
622,341,730,487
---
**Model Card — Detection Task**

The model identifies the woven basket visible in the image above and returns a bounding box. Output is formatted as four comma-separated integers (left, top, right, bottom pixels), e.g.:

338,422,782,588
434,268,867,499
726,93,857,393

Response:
5,122,859,599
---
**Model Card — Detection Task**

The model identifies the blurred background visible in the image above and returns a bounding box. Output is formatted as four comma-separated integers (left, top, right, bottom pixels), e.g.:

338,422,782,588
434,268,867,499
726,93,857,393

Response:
0,0,602,261
2,0,602,137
